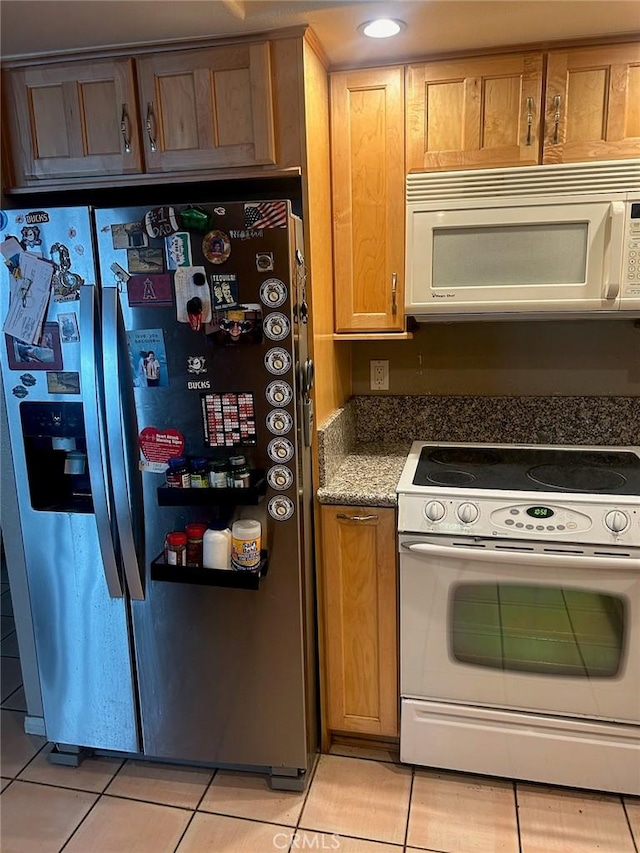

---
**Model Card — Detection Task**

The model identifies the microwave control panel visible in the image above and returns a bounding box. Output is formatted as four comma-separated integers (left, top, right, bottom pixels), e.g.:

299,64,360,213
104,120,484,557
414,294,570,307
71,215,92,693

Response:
625,201,640,296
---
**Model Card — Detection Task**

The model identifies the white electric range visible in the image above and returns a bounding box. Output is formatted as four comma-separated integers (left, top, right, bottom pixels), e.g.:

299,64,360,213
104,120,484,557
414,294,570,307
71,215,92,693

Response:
396,442,640,795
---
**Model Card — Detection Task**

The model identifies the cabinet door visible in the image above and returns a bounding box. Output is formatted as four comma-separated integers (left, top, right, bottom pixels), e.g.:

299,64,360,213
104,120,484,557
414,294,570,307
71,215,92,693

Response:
320,505,398,736
544,43,640,164
136,43,276,172
407,52,544,171
4,58,142,183
331,67,405,333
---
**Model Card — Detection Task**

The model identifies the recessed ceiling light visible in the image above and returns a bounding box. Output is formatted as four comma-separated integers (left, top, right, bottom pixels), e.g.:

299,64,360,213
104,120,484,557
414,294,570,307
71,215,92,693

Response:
359,18,406,39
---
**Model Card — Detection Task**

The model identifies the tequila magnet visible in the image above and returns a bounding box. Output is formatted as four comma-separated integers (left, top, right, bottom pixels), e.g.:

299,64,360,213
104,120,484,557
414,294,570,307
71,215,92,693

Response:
211,274,238,310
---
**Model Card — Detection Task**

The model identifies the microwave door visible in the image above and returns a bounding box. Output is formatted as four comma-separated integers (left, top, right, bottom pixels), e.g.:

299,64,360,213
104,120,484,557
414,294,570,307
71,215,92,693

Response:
406,200,622,317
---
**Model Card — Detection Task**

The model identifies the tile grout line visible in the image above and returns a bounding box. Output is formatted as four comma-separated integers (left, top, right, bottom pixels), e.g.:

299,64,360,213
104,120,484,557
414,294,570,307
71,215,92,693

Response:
402,764,416,851
171,766,218,852
621,795,639,853
0,681,25,709
513,781,524,853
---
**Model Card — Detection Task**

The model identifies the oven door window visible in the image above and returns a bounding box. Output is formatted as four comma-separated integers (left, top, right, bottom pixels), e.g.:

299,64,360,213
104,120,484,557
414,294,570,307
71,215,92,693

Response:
450,583,625,678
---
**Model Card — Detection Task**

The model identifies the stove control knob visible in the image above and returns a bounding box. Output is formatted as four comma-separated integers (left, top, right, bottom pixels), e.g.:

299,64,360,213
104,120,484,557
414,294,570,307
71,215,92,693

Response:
457,502,479,524
605,510,629,534
424,501,446,522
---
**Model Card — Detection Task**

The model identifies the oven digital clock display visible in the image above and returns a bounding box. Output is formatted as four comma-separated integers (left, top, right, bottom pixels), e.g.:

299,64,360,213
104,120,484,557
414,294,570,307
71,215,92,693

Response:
526,506,554,519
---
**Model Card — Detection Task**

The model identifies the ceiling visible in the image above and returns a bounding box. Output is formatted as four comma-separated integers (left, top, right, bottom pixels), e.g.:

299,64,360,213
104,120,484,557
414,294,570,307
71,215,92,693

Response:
1,0,639,67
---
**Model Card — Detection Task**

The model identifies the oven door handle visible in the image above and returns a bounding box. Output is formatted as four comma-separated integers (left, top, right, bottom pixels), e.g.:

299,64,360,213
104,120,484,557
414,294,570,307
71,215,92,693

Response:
401,541,640,571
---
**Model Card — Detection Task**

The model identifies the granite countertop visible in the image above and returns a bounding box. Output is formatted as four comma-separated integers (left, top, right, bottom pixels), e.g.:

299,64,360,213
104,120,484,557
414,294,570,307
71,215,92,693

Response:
316,442,411,507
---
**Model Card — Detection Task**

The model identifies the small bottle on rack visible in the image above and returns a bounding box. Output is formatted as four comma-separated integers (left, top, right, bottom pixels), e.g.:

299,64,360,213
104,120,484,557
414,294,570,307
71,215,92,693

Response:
164,532,187,566
185,523,208,567
166,457,190,488
228,454,250,488
202,526,232,570
190,457,209,488
209,459,228,488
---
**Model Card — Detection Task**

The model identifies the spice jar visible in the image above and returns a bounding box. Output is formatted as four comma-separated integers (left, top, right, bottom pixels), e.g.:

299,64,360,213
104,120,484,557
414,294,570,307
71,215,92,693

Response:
190,457,209,488
228,455,250,488
209,460,228,488
185,523,207,567
166,457,190,488
164,532,187,565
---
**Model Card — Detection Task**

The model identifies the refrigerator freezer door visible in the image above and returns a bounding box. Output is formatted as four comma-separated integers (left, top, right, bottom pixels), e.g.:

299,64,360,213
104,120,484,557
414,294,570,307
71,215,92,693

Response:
0,206,139,752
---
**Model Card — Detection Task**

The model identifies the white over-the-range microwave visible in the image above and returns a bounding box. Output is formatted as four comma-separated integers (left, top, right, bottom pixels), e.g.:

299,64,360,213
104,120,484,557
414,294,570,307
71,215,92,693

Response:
405,159,640,321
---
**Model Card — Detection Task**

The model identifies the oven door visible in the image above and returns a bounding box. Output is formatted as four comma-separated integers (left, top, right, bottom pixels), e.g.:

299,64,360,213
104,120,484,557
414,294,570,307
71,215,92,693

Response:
399,534,640,723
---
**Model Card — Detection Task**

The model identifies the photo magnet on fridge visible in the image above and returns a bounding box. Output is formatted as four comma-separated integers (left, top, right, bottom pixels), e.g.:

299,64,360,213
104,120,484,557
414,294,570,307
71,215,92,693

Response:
58,312,80,343
5,323,63,370
126,328,169,388
127,247,164,275
111,222,148,250
46,371,80,394
202,230,231,264
127,274,173,308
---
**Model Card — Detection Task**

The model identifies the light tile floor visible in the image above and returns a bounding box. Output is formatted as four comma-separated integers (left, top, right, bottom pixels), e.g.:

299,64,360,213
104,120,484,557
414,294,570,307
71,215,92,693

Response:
1,569,639,852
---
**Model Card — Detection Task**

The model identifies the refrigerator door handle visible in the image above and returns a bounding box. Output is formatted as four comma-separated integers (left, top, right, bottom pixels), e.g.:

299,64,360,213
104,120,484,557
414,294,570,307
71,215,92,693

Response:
102,288,145,601
79,284,124,599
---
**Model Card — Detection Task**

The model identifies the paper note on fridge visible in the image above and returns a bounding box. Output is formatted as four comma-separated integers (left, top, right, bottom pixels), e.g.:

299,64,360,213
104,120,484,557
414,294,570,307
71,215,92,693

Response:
2,252,54,345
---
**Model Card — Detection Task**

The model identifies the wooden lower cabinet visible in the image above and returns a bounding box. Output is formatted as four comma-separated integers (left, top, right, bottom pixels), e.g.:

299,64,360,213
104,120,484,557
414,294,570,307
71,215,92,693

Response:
320,505,398,737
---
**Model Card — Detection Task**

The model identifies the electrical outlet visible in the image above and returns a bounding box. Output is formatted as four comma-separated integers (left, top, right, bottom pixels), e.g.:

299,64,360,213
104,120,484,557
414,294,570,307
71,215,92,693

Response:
370,359,389,391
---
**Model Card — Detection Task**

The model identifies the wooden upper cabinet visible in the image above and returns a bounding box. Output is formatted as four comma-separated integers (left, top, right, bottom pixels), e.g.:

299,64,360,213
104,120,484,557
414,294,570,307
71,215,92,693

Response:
4,58,142,183
407,52,544,171
135,42,277,172
331,66,405,333
543,43,640,164
320,506,398,737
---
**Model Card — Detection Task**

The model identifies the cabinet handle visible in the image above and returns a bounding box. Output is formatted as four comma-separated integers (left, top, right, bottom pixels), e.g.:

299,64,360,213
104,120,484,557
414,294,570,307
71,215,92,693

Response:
336,513,379,522
525,97,533,146
146,102,158,153
552,95,562,144
120,104,131,154
391,272,398,315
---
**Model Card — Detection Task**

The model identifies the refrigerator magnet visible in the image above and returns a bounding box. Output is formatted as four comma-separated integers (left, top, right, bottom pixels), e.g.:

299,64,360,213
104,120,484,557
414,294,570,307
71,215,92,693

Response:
210,274,238,310
174,267,212,328
256,252,274,272
51,243,83,302
180,205,210,234
244,201,288,229
46,371,80,394
139,426,185,471
58,312,80,343
165,232,193,269
19,373,37,387
202,230,231,264
110,262,130,286
127,247,164,275
111,223,148,250
12,385,27,398
21,225,42,249
126,329,168,388
127,274,173,308
144,206,180,239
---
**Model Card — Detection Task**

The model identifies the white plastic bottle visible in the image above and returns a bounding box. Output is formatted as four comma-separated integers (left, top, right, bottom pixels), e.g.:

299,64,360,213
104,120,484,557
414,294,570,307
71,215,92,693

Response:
202,527,232,570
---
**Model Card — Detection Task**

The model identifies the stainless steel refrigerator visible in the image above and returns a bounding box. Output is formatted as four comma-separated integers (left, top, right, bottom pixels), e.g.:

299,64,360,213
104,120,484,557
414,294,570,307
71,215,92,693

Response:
0,201,316,789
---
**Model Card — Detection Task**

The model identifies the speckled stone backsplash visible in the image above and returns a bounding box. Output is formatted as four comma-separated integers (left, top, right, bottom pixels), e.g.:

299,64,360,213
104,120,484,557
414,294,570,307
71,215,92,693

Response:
353,395,640,446
316,401,356,486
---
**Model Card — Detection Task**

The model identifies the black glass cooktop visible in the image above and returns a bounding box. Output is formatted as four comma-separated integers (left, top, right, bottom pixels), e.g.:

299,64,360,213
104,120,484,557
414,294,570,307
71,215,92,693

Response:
412,446,640,495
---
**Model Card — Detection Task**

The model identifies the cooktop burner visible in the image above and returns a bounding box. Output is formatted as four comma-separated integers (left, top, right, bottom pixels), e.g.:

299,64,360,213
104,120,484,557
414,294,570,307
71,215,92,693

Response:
412,445,640,495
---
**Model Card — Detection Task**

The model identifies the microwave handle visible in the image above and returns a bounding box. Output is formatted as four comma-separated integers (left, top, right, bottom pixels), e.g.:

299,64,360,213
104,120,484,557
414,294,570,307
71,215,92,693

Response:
603,201,625,300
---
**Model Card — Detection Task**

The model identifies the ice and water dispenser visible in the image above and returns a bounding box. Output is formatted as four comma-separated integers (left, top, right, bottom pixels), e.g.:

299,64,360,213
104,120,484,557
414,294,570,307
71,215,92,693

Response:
19,402,93,512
